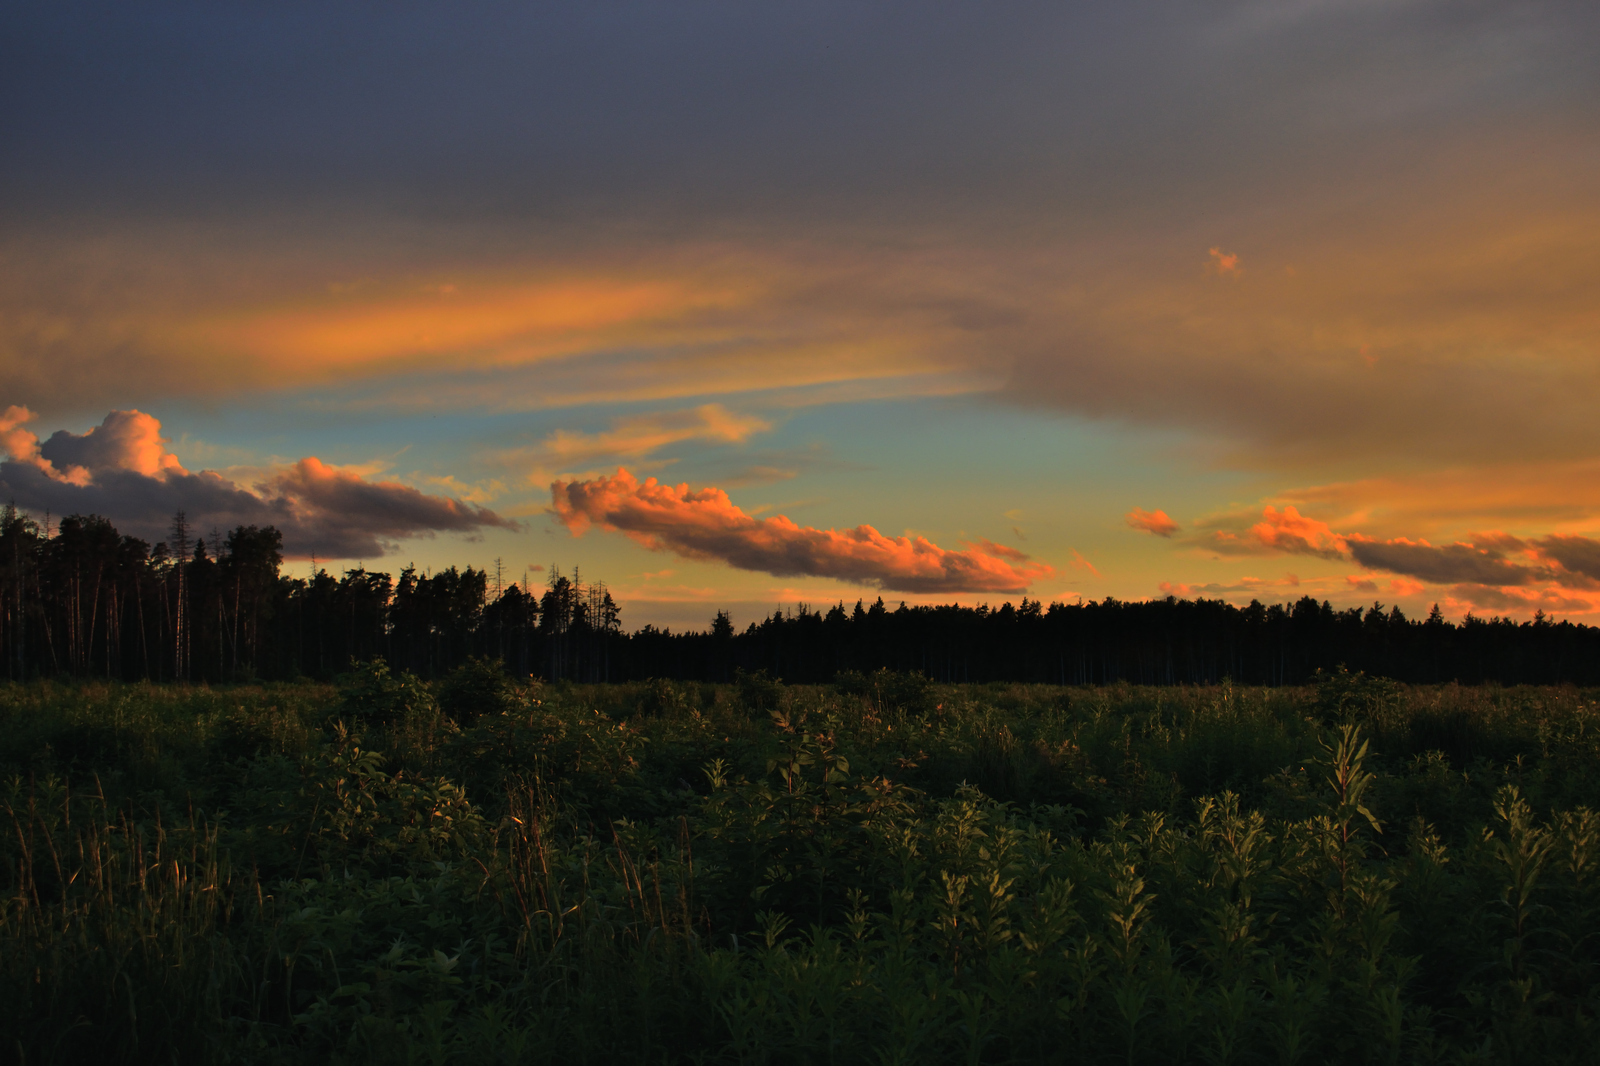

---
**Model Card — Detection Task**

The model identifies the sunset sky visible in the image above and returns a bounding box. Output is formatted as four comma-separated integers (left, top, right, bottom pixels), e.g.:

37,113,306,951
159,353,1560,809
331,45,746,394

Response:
4,1,1599,629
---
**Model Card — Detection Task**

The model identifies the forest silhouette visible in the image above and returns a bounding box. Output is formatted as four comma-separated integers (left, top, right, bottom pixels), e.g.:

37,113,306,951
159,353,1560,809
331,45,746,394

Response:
3,508,1597,686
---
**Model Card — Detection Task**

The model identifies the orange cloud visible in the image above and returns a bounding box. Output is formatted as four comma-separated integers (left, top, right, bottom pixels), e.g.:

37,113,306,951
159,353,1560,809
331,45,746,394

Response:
1,408,192,489
999,155,1600,470
0,406,38,460
38,409,187,482
1275,461,1600,538
550,469,1055,594
260,457,515,544
0,406,67,481
969,537,1030,563
412,472,506,504
1126,506,1180,537
1157,573,1303,598
1210,505,1348,559
8,236,998,415
183,276,740,377
1251,506,1347,556
1191,500,1600,617
0,410,514,559
499,404,771,477
8,150,1600,476
1444,585,1600,619
1491,534,1600,589
0,406,185,488
1205,505,1582,594
1207,247,1242,277
1346,574,1430,598
1164,569,1312,592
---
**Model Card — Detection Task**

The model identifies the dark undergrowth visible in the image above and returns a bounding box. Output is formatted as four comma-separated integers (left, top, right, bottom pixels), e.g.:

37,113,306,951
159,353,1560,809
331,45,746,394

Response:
4,666,1600,1064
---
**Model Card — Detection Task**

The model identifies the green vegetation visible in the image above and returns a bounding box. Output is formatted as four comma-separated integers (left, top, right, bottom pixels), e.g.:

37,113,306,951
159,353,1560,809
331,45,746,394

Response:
4,670,1600,1063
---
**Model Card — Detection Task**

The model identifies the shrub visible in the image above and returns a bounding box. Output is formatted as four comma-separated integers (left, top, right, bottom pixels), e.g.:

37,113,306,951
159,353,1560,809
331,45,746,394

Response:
735,667,784,713
337,659,438,726
836,668,936,715
638,677,695,717
1311,663,1403,726
437,656,517,726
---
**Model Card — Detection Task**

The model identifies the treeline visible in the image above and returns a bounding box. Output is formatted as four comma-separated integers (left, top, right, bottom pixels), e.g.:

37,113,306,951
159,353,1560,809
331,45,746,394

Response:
0,508,618,683
3,507,1598,685
646,595,1600,686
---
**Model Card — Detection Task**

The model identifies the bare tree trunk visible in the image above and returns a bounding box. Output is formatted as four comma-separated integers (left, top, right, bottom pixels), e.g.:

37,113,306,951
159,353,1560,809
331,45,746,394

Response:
136,571,150,680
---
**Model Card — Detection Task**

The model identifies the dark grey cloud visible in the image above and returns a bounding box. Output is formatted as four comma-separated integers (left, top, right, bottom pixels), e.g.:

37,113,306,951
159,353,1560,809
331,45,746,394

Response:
2,1,1594,224
1441,532,1600,589
0,459,514,559
1446,584,1597,616
1197,512,1600,593
0,411,515,558
1348,538,1539,587
1533,535,1600,584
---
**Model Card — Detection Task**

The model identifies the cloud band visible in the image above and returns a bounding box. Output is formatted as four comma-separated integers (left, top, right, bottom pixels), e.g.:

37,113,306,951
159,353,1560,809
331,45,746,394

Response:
551,468,1053,594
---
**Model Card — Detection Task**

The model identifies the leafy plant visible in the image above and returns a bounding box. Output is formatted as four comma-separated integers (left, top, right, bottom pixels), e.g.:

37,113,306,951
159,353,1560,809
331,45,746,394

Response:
437,656,520,725
4,679,1600,1062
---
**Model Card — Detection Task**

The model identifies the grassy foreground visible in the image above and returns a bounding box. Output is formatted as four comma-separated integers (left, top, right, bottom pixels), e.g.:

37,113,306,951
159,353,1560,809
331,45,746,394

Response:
3,668,1600,1064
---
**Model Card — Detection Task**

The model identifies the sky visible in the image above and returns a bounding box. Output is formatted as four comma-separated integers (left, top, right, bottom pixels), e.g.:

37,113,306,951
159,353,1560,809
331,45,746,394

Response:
3,0,1599,630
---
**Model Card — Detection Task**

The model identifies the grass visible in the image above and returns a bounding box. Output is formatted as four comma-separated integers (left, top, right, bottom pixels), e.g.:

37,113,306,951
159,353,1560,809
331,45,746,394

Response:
3,670,1600,1063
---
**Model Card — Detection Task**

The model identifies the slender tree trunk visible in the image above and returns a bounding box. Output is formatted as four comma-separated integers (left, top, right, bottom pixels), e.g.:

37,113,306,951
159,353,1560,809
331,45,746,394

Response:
137,572,150,680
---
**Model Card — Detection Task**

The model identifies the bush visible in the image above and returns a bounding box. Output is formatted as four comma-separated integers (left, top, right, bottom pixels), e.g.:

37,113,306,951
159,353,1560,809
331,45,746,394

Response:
835,668,936,715
337,659,438,726
1312,663,1403,726
637,677,695,717
437,656,518,726
735,667,784,713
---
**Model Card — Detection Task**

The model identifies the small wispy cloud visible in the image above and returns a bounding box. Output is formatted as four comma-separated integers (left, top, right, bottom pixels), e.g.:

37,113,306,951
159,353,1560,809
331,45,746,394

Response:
499,404,771,480
412,472,507,504
1158,573,1302,597
720,464,801,487
1207,246,1242,277
1126,507,1180,537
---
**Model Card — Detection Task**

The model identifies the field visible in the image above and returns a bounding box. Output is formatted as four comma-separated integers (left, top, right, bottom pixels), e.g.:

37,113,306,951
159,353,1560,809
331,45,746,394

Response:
4,666,1600,1064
